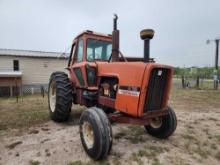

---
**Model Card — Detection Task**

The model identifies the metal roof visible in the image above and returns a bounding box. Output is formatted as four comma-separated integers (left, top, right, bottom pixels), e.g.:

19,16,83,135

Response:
0,71,22,77
0,49,69,59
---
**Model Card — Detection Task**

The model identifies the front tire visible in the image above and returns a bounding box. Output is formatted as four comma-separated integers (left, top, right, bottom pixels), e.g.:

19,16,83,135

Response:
144,106,177,139
48,72,72,122
79,107,112,160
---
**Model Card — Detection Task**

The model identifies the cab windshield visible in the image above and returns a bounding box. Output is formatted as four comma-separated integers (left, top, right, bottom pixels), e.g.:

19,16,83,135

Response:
87,39,112,61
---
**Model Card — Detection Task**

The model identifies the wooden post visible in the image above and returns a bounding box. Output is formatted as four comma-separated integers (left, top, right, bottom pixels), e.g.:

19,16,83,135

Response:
182,75,185,88
15,77,18,102
196,76,200,89
214,40,219,90
10,85,13,97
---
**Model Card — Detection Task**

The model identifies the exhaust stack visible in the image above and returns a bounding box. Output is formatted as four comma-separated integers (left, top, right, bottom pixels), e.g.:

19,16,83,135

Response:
140,29,155,63
112,14,119,62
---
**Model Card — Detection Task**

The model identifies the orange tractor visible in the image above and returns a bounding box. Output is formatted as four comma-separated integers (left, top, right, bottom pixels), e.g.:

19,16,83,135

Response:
48,15,177,160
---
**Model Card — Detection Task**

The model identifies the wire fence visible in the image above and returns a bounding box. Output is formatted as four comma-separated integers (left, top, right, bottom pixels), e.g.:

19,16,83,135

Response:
173,76,219,90
0,84,48,98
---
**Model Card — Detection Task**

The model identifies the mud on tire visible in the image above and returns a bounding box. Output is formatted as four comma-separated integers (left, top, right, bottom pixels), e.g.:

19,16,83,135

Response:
144,106,177,139
48,71,72,122
79,107,112,160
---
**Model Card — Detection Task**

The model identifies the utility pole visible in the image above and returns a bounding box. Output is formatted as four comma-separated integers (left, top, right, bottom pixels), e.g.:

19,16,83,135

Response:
207,38,220,90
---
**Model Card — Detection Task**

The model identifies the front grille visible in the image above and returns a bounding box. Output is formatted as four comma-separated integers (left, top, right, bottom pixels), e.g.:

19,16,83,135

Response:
144,68,169,112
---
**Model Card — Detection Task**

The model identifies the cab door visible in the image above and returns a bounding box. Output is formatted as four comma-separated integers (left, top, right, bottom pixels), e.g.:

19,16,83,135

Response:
69,38,86,88
69,38,97,89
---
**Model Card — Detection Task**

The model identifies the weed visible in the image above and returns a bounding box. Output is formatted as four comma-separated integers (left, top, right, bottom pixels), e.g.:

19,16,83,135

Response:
114,126,145,144
202,140,209,147
112,158,121,165
181,134,197,141
114,130,127,139
132,145,164,163
152,158,161,165
214,135,220,144
215,151,220,160
29,160,40,165
67,161,84,165
126,126,145,144
210,143,217,150
130,152,143,165
85,160,110,165
184,141,192,153
193,145,209,158
111,151,123,158
137,149,148,157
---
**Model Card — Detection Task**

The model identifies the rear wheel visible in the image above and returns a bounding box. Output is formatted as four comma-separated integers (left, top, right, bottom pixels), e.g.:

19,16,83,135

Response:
48,72,72,122
79,107,112,160
144,106,177,139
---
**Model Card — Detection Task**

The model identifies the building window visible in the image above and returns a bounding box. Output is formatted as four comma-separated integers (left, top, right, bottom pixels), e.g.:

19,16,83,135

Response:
13,60,19,71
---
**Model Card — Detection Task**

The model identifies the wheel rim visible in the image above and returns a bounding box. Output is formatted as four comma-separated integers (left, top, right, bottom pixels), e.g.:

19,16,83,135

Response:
82,121,94,149
150,117,163,128
49,81,56,112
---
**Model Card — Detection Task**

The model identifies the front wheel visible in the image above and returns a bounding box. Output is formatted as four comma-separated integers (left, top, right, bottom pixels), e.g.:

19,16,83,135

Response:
79,107,112,160
144,106,177,139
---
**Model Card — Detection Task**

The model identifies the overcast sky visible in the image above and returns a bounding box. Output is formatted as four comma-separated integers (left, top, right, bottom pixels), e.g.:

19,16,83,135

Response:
0,0,220,67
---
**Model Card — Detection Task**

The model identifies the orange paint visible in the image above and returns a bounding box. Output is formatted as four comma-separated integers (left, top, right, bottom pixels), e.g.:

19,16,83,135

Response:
68,32,173,117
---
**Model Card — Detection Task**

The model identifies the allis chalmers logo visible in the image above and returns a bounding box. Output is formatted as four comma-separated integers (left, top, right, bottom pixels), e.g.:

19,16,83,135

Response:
118,88,140,97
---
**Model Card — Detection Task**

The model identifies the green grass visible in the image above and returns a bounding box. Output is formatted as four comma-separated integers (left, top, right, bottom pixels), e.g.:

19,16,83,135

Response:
170,88,220,110
0,95,49,131
130,146,164,165
114,125,145,144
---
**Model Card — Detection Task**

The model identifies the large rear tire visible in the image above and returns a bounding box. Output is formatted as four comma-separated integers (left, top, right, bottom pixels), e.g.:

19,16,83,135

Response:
144,106,177,139
48,72,72,122
79,107,112,160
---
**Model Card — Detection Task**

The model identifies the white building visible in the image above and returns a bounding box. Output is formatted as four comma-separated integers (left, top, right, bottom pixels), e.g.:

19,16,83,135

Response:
0,49,69,96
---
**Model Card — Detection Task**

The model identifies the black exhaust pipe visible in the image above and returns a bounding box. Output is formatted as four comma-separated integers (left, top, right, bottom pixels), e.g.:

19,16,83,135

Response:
112,14,119,62
140,29,154,63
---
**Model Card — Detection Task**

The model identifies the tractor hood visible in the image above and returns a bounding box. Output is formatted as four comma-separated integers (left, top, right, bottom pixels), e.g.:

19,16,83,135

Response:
97,62,173,88
96,62,173,117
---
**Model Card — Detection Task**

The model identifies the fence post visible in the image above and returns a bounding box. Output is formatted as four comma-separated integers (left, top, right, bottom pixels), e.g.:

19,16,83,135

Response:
41,86,44,98
182,75,185,88
196,76,200,89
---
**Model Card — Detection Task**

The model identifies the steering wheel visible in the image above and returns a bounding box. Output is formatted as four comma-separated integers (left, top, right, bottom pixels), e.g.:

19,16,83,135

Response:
108,52,127,62
108,54,112,62
87,54,94,61
87,53,101,61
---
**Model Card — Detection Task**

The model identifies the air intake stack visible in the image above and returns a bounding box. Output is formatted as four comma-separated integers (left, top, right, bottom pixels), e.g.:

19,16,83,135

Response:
112,14,119,62
140,29,155,63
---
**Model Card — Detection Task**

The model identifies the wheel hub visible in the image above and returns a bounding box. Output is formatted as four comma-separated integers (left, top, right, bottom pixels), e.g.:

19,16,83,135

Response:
150,117,163,128
82,121,94,149
49,81,56,112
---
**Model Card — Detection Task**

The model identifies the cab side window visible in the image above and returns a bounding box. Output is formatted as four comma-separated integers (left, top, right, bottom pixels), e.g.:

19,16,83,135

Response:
76,39,83,62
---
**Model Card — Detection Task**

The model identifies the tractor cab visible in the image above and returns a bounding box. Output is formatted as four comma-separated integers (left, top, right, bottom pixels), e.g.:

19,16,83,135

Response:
67,31,113,89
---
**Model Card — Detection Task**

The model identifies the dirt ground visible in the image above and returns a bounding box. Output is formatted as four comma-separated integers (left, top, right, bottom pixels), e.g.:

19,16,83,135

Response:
0,89,220,165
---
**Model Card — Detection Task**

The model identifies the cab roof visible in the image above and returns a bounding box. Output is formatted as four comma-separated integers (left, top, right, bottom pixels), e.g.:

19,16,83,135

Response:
74,30,112,40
